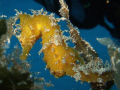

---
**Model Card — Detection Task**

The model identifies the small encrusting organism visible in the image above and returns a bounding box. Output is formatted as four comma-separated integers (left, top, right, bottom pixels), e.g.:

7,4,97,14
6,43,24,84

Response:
11,0,116,89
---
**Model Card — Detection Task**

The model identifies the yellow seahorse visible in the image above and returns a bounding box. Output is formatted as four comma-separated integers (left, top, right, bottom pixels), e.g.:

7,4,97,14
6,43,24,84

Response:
18,13,84,77
17,12,113,82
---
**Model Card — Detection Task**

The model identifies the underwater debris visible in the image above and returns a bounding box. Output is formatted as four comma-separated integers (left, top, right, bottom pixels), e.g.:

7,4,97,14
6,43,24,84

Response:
97,37,120,90
59,0,98,63
90,80,114,90
0,44,53,90
0,44,33,90
0,67,34,90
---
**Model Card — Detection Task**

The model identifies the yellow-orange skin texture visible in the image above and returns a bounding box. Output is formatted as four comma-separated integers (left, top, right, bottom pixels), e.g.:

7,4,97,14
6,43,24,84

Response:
18,13,113,83
18,14,83,77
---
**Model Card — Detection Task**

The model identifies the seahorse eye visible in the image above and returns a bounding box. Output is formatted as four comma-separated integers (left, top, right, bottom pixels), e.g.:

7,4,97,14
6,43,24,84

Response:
20,40,23,43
